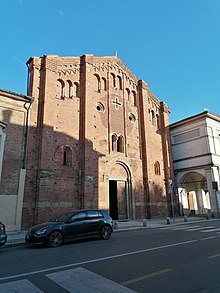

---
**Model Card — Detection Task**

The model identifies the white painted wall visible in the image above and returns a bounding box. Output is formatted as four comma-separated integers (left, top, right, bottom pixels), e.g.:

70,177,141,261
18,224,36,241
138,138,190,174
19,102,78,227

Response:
170,112,220,217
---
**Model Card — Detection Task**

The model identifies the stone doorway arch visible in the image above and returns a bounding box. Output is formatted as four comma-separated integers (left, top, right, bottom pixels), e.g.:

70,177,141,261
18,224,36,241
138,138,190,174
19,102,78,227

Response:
178,171,211,216
108,161,132,220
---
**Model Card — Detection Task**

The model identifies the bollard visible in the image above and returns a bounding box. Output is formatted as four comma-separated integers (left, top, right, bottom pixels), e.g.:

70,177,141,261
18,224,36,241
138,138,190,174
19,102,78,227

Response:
113,222,118,230
143,219,147,227
184,215,188,222
166,217,171,225
207,210,212,219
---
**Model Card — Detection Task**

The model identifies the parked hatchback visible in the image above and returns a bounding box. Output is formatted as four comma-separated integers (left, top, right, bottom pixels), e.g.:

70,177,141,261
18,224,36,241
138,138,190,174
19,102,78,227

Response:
25,209,113,247
0,222,7,246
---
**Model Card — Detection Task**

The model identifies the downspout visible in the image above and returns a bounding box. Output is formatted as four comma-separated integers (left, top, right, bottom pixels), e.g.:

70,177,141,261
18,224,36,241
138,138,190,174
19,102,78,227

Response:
15,97,33,230
22,99,34,169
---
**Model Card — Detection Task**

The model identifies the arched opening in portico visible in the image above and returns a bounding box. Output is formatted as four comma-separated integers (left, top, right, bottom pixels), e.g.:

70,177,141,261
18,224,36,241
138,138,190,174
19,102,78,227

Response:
178,172,211,216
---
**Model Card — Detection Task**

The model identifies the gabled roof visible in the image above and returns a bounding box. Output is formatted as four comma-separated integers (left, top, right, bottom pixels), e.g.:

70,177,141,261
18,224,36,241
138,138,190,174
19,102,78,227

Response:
0,88,33,102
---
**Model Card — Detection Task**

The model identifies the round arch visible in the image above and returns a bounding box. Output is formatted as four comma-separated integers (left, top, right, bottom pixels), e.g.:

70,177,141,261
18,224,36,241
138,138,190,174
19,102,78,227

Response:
105,159,133,220
178,171,210,216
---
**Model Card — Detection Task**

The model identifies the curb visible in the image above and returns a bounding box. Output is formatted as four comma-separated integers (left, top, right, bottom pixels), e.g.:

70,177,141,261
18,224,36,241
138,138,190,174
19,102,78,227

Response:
3,218,219,248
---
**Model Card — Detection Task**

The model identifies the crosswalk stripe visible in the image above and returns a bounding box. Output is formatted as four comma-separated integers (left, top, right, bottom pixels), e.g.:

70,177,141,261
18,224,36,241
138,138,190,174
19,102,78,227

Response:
159,225,193,230
47,267,137,293
171,225,201,231
159,225,220,233
184,226,215,231
0,279,43,293
200,228,220,233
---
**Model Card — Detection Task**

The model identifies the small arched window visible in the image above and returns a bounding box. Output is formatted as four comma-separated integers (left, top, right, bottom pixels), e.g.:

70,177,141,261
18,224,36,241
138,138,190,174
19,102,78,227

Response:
156,114,160,128
101,77,107,91
117,135,124,153
126,88,130,101
57,79,65,99
131,91,137,106
74,82,79,97
112,134,117,152
63,146,72,166
151,110,156,125
117,76,122,90
154,161,161,175
66,80,73,98
110,73,116,88
94,74,101,92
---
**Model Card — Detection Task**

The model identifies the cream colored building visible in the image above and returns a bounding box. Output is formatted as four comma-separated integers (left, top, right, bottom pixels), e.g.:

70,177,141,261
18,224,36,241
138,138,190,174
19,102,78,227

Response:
0,89,33,230
170,111,220,218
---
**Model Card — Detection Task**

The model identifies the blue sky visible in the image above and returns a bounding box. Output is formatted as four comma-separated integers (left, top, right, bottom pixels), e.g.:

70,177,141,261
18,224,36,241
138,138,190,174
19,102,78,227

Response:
1,0,220,123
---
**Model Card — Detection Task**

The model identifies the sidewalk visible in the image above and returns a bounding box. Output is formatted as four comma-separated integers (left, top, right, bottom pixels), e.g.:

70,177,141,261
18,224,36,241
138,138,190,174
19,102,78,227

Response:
4,216,215,248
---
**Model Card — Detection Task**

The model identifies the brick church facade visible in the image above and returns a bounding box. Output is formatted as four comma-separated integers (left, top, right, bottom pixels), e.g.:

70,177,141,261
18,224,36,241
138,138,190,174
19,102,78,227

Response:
23,54,173,227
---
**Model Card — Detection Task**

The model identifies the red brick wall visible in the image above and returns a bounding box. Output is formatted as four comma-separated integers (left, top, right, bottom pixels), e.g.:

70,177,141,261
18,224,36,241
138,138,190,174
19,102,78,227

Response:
23,54,173,227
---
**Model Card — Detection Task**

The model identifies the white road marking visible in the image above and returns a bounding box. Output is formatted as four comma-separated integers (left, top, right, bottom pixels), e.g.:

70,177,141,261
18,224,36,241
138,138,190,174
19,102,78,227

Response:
0,279,43,293
208,253,220,259
159,225,193,230
200,236,217,241
0,239,197,282
171,225,201,231
200,228,220,233
185,226,215,231
47,267,137,292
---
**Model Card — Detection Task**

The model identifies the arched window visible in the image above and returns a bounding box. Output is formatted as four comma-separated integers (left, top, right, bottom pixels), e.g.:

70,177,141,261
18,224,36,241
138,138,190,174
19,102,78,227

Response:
66,80,73,98
94,74,101,92
154,161,161,175
151,110,156,125
110,73,116,88
57,79,65,99
131,91,137,106
111,134,124,153
63,146,72,166
156,114,160,128
74,82,79,97
117,135,124,153
126,88,130,101
112,134,117,152
101,77,107,91
117,75,122,90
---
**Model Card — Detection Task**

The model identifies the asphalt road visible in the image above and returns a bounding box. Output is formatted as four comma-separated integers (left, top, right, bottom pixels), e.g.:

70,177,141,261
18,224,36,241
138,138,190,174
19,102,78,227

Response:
0,220,220,292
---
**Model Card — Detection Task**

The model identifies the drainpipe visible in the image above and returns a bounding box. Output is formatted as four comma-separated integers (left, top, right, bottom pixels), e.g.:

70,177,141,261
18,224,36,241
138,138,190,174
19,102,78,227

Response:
22,98,34,169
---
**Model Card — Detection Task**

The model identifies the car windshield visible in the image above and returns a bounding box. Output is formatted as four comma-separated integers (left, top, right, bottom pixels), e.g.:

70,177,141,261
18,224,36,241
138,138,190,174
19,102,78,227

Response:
49,211,75,222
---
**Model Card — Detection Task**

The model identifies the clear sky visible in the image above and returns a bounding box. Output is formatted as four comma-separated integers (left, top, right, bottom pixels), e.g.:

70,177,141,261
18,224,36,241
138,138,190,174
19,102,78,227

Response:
1,0,220,123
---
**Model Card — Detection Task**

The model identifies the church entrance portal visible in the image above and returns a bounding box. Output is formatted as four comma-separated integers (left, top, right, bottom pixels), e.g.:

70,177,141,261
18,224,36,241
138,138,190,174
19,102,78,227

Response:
109,180,128,220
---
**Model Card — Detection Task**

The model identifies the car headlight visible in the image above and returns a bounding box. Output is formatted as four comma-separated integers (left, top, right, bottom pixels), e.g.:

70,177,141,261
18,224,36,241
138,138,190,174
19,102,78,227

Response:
35,227,48,235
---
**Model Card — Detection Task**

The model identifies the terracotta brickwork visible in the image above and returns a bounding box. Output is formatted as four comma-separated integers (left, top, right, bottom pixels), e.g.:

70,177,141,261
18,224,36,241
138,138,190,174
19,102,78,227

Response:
23,54,173,227
0,89,33,230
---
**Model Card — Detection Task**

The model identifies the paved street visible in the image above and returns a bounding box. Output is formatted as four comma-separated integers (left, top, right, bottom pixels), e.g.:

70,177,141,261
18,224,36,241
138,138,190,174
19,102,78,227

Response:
0,219,220,292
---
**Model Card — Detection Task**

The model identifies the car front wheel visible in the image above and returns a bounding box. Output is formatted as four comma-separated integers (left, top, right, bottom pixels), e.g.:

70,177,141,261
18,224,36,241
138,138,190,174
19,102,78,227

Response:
100,225,112,240
48,230,63,247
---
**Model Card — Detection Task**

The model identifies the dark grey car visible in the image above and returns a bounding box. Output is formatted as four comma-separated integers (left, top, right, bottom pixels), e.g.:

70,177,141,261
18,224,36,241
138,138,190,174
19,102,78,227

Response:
25,209,113,248
0,222,7,246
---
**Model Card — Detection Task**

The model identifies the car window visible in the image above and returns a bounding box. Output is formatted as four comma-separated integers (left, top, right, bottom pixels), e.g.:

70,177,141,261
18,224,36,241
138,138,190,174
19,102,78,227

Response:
70,212,87,222
49,211,75,222
87,210,103,219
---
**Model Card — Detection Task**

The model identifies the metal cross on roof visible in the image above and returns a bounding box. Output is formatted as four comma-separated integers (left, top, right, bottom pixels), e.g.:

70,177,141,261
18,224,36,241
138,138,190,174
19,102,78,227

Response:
112,96,122,109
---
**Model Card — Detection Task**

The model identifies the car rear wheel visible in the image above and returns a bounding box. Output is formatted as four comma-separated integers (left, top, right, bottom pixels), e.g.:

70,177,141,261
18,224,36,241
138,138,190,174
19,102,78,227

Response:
48,230,63,247
100,225,112,240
